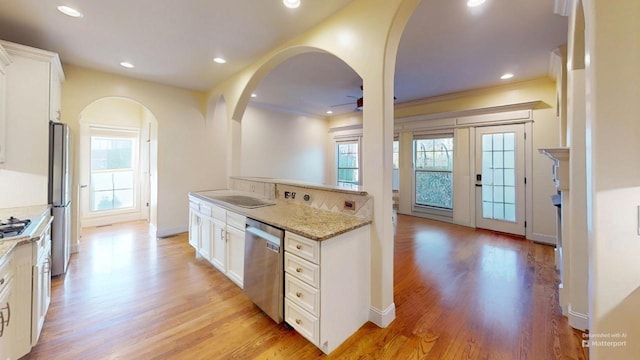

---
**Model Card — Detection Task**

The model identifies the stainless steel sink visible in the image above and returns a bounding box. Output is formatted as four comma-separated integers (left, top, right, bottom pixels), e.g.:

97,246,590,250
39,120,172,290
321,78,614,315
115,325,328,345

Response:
211,195,275,209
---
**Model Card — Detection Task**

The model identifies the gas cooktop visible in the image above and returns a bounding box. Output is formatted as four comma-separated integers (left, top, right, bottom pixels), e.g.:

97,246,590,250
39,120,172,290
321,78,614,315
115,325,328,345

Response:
0,217,31,239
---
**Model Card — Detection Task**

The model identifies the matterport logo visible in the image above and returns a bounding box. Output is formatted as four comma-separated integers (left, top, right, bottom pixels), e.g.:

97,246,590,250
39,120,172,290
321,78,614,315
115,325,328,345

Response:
582,332,628,348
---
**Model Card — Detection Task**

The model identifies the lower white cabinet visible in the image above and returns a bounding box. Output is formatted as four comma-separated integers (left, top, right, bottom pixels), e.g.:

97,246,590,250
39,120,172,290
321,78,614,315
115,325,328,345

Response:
188,195,246,288
0,253,15,360
210,218,226,272
32,220,52,346
284,225,371,355
225,224,245,288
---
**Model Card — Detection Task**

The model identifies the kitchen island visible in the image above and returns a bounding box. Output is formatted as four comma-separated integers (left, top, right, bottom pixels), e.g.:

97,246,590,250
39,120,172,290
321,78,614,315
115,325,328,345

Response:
188,177,373,354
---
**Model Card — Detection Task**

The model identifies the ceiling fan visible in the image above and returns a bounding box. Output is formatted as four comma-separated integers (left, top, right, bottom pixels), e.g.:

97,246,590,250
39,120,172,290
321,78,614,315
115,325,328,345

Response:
331,85,364,112
330,85,396,112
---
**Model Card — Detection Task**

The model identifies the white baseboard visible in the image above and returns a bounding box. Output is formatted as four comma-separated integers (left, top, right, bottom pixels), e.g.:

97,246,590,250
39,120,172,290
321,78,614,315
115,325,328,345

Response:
369,303,396,328
568,305,589,331
149,223,157,238
528,232,557,245
156,225,188,238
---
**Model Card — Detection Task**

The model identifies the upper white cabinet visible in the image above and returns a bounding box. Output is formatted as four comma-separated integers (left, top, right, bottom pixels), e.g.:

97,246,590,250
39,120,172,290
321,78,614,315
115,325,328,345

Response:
0,40,64,171
0,43,11,164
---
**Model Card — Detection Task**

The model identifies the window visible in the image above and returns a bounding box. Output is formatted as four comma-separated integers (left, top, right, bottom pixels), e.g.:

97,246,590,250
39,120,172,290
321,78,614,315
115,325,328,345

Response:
414,136,454,209
392,139,399,191
90,130,139,212
337,141,359,187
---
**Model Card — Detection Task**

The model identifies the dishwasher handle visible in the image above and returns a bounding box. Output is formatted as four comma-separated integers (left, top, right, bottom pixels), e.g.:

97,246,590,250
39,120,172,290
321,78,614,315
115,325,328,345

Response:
246,226,282,250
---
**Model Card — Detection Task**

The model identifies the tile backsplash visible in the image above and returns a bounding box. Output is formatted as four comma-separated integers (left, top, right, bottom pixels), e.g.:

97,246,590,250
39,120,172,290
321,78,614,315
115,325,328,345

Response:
230,177,373,221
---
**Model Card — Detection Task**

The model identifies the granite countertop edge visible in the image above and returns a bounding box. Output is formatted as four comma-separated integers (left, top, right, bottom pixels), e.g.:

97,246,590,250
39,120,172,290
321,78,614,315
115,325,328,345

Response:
190,190,372,241
0,205,51,262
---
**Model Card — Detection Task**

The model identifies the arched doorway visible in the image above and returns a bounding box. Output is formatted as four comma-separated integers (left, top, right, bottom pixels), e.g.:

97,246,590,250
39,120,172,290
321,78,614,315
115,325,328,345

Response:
77,97,159,236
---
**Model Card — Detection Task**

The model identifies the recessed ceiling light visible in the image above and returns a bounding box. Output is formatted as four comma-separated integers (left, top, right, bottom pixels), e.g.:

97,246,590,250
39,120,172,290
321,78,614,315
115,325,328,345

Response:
326,110,333,115
283,0,301,9
120,62,135,69
467,0,486,8
57,5,83,18
500,73,514,80
213,57,227,64
251,93,257,98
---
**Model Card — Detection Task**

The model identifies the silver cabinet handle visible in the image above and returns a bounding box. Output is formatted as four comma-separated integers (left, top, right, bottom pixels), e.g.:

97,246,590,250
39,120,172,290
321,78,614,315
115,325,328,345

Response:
44,257,52,274
0,302,8,337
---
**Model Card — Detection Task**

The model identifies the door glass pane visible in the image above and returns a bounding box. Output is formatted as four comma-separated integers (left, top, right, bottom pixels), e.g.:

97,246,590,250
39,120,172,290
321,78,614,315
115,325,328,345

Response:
481,132,517,222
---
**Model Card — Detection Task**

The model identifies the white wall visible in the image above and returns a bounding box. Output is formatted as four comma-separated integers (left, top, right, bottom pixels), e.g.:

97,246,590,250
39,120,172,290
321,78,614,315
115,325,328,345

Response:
240,104,328,183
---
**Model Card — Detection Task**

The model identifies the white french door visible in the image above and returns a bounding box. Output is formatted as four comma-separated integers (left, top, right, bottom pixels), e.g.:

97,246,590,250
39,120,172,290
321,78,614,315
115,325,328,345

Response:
475,124,526,236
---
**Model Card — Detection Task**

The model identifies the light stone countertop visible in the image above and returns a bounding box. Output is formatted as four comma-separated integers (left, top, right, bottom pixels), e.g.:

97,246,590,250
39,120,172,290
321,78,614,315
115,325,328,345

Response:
190,191,371,241
0,204,51,262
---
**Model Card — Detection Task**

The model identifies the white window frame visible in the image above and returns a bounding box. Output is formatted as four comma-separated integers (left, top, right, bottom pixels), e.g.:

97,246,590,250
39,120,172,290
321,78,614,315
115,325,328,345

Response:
412,132,454,218
336,138,362,188
88,126,141,217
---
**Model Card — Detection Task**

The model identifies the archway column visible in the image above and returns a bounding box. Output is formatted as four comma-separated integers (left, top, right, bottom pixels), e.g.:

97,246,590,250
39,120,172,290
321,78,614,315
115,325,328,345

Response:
361,69,396,326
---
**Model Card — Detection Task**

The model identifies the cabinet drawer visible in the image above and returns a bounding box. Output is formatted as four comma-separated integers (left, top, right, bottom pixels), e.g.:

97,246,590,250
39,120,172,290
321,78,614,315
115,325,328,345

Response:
285,298,319,345
285,232,320,264
284,252,319,288
226,211,246,230
201,204,226,222
285,273,319,316
189,200,200,212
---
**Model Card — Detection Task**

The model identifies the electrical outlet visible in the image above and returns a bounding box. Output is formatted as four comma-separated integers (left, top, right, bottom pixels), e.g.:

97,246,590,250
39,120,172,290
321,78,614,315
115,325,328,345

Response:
344,200,355,210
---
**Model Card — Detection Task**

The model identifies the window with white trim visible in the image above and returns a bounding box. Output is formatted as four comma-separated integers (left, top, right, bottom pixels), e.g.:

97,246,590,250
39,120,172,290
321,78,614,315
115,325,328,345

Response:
90,129,139,213
413,135,454,209
337,140,360,188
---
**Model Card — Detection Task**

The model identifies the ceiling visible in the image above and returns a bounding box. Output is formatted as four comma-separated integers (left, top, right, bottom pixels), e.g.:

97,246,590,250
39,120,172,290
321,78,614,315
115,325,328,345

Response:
0,0,568,117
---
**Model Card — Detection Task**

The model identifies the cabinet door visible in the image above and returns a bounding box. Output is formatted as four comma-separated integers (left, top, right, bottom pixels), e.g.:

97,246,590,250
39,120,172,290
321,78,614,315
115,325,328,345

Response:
226,226,245,288
210,219,227,272
199,217,213,263
188,210,200,249
0,278,14,360
32,256,46,346
49,65,62,121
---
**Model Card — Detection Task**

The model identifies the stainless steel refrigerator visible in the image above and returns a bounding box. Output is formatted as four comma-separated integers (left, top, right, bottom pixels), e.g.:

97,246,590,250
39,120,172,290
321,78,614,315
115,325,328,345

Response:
49,121,71,276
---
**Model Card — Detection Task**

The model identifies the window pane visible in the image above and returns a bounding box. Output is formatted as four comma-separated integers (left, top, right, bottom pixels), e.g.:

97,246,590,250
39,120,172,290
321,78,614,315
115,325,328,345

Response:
337,142,359,186
414,137,453,171
493,133,504,151
91,137,133,170
113,171,134,189
504,186,515,204
504,133,515,151
393,140,399,169
114,190,134,209
91,190,114,211
91,173,113,191
415,171,452,209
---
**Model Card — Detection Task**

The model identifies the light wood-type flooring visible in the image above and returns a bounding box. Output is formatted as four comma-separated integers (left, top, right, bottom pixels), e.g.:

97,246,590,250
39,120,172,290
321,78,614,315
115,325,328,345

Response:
23,215,588,359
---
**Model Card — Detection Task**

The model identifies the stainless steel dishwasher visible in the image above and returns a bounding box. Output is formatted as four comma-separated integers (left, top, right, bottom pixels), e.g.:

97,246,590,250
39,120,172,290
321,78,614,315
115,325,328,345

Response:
243,218,284,323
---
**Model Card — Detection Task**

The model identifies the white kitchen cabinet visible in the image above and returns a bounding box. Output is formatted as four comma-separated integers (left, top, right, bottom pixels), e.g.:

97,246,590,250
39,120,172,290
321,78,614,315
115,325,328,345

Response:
284,225,370,355
188,202,200,249
0,43,10,165
0,251,15,360
210,218,226,272
0,40,64,204
32,219,52,346
225,224,245,288
188,195,246,288
12,243,33,359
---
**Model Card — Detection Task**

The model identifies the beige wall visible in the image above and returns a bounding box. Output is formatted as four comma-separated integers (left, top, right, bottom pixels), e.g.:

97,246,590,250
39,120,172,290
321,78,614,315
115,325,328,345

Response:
240,105,328,183
61,65,224,238
583,0,640,358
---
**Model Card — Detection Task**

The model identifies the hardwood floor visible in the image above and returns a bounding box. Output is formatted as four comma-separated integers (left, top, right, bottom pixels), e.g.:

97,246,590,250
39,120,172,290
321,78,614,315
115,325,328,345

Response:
23,215,588,359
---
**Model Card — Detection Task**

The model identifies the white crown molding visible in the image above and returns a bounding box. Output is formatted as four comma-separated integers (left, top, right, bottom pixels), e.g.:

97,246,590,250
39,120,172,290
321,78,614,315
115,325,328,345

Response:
0,40,65,81
554,0,571,16
0,43,11,68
